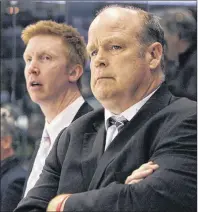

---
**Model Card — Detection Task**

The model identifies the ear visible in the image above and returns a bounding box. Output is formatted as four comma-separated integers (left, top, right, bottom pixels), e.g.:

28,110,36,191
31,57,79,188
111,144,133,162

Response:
147,42,163,70
68,65,83,83
1,136,12,150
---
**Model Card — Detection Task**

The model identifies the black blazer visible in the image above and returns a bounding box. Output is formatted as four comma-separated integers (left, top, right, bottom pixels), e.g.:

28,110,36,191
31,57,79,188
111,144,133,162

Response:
1,156,27,212
15,83,197,212
22,101,93,194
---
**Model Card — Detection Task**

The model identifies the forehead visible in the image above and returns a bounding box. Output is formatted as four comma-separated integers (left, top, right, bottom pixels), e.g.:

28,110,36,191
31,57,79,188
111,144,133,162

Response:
88,8,141,41
24,34,67,54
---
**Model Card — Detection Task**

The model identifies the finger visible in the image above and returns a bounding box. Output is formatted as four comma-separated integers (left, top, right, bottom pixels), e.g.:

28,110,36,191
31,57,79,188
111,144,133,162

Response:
148,161,154,164
126,168,153,184
126,179,143,184
126,162,159,184
132,164,159,176
142,161,154,166
133,168,154,179
139,163,159,171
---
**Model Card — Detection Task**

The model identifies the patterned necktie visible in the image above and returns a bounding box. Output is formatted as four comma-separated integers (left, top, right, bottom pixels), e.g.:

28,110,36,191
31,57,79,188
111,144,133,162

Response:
105,116,128,150
24,129,51,197
108,116,128,132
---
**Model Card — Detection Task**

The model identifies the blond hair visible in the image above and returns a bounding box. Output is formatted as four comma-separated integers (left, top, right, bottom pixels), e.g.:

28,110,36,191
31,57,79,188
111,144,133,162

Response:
21,20,88,68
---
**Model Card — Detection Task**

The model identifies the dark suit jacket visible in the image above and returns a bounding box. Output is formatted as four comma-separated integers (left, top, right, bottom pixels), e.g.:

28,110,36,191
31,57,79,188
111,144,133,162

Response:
15,83,197,212
1,156,27,212
22,101,93,195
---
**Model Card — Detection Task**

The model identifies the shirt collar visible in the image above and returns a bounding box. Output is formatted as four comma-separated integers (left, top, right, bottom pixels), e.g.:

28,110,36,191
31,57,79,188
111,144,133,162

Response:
45,96,84,143
105,87,159,130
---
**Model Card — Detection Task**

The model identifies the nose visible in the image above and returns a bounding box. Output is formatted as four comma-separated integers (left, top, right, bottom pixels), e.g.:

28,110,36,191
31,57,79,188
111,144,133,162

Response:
26,60,40,75
94,49,108,68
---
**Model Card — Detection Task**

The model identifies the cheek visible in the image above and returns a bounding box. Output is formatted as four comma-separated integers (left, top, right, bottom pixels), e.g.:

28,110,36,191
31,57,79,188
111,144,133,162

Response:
90,74,95,89
56,63,67,75
24,70,29,82
48,64,65,79
90,63,95,82
90,60,94,72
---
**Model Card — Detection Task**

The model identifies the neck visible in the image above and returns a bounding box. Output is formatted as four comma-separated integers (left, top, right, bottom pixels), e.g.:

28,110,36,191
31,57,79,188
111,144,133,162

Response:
40,86,82,123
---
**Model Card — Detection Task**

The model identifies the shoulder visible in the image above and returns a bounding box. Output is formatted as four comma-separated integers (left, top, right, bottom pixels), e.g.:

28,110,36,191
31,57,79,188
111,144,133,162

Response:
53,108,104,150
154,97,196,138
141,97,196,142
161,97,196,118
2,162,27,182
146,98,197,157
64,108,104,134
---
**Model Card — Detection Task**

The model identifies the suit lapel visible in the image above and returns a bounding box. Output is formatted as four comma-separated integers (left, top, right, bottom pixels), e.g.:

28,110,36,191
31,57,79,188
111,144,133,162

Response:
81,110,105,189
72,101,93,121
88,83,173,189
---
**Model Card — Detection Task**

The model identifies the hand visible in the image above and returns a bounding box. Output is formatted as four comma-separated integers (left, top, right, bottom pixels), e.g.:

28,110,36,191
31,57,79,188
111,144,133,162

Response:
125,161,159,184
47,194,71,212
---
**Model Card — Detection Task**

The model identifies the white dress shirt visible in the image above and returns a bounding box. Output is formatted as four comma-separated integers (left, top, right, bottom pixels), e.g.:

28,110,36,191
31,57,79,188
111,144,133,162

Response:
104,88,159,150
24,96,85,196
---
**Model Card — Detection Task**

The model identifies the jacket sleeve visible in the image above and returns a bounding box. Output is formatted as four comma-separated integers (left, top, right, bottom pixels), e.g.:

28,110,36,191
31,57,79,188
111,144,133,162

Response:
64,112,197,212
14,129,70,212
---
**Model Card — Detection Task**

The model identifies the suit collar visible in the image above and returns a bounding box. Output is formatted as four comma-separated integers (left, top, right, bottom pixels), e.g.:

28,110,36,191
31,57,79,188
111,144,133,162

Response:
104,86,160,129
46,97,86,142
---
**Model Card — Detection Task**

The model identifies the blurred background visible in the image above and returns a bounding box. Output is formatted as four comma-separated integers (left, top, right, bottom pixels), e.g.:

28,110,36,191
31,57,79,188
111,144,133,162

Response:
0,0,197,164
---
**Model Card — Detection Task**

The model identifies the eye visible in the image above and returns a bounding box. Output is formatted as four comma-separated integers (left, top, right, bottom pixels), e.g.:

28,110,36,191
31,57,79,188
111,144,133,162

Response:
111,45,122,50
90,50,98,57
41,55,51,61
25,58,32,63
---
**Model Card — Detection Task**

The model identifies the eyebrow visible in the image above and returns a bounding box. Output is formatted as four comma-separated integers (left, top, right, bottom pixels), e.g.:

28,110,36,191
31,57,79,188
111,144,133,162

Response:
23,52,29,60
87,36,126,53
86,44,95,54
23,50,57,59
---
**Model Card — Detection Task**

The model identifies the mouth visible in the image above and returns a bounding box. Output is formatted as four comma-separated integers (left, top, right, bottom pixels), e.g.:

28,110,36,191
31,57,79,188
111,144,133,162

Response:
97,77,113,80
29,81,42,87
96,77,114,83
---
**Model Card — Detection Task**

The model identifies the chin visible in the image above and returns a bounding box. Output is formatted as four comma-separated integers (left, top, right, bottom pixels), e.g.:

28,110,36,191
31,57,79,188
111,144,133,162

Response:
94,90,114,102
29,95,42,104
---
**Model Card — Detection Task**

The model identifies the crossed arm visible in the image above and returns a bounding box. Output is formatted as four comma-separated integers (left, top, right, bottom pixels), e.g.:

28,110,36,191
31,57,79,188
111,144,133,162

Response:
47,161,159,211
47,112,197,212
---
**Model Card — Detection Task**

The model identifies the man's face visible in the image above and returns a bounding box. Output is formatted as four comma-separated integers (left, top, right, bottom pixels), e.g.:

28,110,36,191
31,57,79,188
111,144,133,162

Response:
87,9,151,110
23,35,71,105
